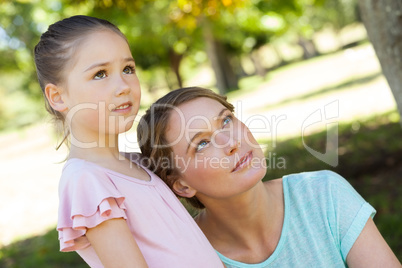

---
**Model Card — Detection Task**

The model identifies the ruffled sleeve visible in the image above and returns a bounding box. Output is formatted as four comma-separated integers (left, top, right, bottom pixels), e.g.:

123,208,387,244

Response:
57,160,127,252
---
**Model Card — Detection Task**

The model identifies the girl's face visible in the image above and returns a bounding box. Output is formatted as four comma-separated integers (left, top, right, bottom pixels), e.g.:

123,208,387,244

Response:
61,30,141,144
165,97,267,201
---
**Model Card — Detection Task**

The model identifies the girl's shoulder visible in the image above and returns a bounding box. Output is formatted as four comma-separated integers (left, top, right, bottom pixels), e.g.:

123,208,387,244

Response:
62,158,107,177
59,158,113,191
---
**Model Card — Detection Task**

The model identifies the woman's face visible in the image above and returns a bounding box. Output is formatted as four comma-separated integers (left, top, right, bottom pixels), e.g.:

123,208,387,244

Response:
165,97,267,201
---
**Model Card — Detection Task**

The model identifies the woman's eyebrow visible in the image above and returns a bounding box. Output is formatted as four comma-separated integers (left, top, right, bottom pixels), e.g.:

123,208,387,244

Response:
185,108,229,153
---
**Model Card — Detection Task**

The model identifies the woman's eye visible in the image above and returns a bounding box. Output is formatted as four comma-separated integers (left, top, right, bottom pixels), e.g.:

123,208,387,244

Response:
223,115,233,127
123,65,135,74
196,140,209,152
94,70,107,80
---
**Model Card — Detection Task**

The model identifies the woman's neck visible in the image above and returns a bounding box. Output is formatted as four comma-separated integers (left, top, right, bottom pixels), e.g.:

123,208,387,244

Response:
196,179,284,263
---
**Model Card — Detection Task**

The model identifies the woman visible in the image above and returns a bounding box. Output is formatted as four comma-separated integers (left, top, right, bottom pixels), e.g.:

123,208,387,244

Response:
137,87,400,267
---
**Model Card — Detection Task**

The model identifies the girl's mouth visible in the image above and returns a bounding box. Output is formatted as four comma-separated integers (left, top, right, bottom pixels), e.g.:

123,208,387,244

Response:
112,102,132,112
231,151,252,172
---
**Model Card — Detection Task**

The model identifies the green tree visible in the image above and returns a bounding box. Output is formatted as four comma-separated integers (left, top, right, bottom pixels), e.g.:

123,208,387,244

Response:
0,0,363,124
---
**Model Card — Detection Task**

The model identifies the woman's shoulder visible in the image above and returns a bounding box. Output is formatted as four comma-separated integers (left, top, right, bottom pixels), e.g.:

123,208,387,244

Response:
284,170,346,187
283,170,364,205
285,169,340,179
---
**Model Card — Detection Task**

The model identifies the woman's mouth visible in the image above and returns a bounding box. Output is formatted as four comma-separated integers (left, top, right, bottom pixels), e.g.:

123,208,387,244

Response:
231,151,252,172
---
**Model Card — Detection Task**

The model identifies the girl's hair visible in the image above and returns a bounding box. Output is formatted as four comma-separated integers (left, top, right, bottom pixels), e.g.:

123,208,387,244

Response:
137,87,234,209
34,15,127,149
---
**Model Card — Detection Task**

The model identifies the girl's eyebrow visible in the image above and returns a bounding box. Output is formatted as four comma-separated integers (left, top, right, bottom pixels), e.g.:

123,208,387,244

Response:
84,62,108,72
186,108,229,153
84,57,135,72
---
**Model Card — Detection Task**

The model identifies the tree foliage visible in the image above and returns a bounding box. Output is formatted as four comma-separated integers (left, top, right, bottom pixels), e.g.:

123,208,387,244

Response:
0,0,361,103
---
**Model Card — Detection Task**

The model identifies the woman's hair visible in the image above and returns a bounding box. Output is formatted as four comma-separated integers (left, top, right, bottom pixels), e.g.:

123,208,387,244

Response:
34,15,127,149
137,87,234,209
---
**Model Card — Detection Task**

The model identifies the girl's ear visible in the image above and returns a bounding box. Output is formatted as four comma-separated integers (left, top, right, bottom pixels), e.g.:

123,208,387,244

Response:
171,178,197,198
45,83,68,112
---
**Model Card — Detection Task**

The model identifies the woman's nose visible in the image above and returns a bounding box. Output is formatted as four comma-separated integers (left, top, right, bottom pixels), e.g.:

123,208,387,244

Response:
215,131,240,155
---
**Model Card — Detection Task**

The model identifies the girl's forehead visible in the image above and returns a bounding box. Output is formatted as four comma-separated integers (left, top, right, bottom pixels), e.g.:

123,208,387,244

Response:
78,30,127,52
69,30,131,69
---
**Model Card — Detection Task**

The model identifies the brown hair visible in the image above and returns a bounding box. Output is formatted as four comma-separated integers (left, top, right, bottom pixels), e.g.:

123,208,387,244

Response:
137,87,234,209
34,15,127,149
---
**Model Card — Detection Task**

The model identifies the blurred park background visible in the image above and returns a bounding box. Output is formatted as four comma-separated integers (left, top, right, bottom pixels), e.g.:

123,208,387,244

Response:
0,0,401,266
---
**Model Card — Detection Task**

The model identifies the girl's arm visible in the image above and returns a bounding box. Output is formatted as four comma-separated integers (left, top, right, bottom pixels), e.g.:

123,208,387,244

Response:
346,217,400,267
86,218,149,268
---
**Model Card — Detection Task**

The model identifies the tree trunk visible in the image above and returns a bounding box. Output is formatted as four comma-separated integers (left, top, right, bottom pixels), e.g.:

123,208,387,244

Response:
203,23,238,94
168,48,183,89
297,36,318,60
250,49,267,77
358,0,402,125
215,40,238,90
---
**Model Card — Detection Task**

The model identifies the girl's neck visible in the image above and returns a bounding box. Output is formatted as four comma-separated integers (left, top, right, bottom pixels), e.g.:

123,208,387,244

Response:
195,179,284,262
68,140,150,180
68,135,122,163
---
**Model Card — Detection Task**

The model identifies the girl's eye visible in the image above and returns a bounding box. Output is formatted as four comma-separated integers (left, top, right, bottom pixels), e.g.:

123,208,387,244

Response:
94,70,107,80
223,115,233,127
196,140,209,152
123,65,135,74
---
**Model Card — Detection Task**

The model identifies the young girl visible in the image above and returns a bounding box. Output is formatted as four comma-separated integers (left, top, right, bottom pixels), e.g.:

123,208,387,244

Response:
137,87,401,267
34,16,224,267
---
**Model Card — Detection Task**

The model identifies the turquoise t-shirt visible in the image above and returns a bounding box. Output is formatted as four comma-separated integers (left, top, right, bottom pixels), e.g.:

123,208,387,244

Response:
217,170,376,268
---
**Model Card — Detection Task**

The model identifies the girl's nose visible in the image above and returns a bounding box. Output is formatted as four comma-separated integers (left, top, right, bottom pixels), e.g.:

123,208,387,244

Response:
115,76,131,96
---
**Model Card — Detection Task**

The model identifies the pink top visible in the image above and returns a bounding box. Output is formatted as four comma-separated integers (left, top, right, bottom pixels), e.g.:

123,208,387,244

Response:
57,154,223,267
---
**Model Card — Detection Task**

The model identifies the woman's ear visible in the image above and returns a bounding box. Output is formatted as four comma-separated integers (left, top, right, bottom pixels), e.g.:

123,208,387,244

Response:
45,83,68,112
171,178,197,198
